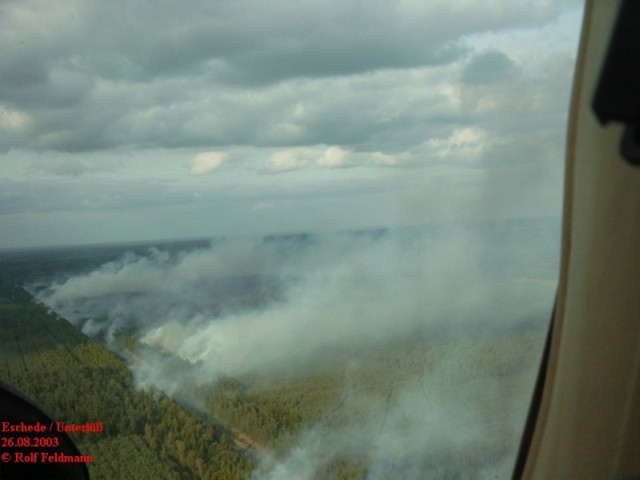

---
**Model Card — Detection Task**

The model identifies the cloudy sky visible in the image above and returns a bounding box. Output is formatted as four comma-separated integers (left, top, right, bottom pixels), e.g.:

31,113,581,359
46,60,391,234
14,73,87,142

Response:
0,0,582,249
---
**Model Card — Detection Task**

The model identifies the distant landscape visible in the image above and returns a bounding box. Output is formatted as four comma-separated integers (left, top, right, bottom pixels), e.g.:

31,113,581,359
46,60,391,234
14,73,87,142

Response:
0,219,558,479
0,0,580,477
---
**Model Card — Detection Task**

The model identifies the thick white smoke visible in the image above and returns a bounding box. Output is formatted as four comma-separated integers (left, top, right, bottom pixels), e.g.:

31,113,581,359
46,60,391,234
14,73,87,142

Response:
249,329,544,479
37,224,554,375
35,219,558,477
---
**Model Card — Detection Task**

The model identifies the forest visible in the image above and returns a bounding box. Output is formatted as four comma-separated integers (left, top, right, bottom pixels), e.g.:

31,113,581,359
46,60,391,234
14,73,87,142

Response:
0,242,546,479
0,278,253,479
0,249,396,479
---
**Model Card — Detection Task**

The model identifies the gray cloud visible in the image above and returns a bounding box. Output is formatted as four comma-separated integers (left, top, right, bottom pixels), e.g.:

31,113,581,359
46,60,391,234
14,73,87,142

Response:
27,157,117,177
0,178,194,215
3,1,565,84
461,51,516,85
0,0,582,250
0,0,579,153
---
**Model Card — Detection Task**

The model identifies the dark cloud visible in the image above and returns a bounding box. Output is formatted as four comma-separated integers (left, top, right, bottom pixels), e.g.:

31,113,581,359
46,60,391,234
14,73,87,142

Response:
29,158,89,177
0,0,579,153
461,51,516,85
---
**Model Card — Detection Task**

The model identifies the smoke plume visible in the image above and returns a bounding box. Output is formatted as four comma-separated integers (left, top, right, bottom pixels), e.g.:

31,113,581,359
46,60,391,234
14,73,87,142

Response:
35,219,558,477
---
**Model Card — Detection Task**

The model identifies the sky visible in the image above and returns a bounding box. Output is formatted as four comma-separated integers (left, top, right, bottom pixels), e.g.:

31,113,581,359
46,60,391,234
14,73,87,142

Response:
9,2,580,474
0,0,583,249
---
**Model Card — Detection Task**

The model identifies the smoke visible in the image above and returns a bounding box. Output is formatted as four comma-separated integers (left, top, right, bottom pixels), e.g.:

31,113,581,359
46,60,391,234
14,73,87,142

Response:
37,224,554,374
34,219,558,477
248,327,544,479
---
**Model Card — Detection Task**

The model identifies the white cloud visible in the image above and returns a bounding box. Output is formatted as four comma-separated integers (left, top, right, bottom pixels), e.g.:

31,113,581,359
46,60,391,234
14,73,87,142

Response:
264,149,313,173
316,146,349,168
424,127,488,164
372,151,402,166
190,151,226,175
0,107,29,130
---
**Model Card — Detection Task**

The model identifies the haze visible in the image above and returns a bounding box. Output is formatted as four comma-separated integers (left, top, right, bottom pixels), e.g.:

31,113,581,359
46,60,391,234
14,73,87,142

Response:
0,0,581,249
